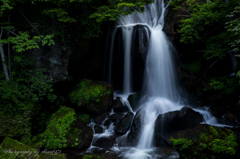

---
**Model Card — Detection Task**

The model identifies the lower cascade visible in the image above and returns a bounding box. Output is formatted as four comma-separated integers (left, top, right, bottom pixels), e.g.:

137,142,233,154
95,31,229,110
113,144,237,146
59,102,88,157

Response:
89,0,232,158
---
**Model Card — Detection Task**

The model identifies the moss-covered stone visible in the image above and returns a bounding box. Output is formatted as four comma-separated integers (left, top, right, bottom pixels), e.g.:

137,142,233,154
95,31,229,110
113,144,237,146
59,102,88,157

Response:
0,102,36,139
38,153,67,159
0,137,39,159
23,134,47,150
170,124,238,159
0,145,16,159
24,106,93,150
82,154,103,159
65,118,93,149
69,79,113,115
0,137,67,159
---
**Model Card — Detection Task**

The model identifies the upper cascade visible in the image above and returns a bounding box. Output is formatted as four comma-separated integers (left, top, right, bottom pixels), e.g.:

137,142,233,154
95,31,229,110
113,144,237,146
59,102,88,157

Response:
116,0,168,28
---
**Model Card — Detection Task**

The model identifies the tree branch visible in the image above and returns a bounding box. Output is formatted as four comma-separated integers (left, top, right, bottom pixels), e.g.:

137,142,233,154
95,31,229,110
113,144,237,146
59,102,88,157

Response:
19,10,36,31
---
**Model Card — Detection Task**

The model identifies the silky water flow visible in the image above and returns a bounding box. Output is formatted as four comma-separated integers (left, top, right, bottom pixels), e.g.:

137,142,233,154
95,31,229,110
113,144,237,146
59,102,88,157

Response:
89,0,228,158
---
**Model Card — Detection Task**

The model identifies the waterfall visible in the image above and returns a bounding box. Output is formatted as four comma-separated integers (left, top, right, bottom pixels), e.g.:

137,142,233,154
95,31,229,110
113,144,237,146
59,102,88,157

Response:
101,0,228,158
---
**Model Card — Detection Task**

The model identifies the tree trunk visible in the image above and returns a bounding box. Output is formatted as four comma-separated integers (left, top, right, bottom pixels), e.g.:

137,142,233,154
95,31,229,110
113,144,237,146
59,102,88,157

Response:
0,42,9,81
8,14,11,78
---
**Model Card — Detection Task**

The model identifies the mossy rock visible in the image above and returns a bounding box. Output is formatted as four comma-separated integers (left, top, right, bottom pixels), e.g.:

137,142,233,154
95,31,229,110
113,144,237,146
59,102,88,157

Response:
69,79,113,115
25,106,93,150
38,153,67,159
23,133,47,150
65,118,93,149
0,102,36,139
0,145,16,159
82,154,103,159
0,137,39,159
170,124,238,159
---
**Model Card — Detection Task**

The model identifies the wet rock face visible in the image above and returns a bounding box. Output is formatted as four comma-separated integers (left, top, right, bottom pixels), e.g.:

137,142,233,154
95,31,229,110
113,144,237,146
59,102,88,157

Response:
126,109,144,146
113,97,130,112
92,135,118,148
31,42,72,83
114,112,134,134
94,125,104,134
110,112,126,122
154,107,204,146
127,92,142,111
95,112,109,125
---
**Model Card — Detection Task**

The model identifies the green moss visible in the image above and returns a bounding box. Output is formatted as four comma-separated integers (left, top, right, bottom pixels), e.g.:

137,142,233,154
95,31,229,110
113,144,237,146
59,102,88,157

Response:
0,146,16,159
170,125,238,159
82,154,103,159
65,127,82,148
172,138,193,151
43,106,76,150
25,106,77,150
38,153,67,159
0,137,39,159
79,114,90,124
69,79,111,106
23,133,47,149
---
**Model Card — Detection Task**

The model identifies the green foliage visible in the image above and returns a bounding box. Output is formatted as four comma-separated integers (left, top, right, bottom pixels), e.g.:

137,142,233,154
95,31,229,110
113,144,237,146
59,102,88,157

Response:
170,125,238,159
0,32,55,53
0,110,32,138
69,79,111,106
170,0,239,60
23,106,77,150
226,6,240,53
204,77,238,95
89,0,154,23
79,114,90,124
42,8,76,23
0,56,56,114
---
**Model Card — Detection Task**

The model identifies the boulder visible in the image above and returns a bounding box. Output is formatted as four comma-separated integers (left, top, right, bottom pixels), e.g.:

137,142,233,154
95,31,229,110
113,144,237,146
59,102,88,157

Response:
31,42,72,83
39,153,67,159
81,154,118,159
113,97,130,112
94,125,104,134
170,124,238,159
110,112,126,122
69,79,114,115
126,109,144,146
0,137,67,159
154,107,204,146
104,119,111,128
127,92,142,111
95,112,109,125
114,112,134,134
92,135,117,148
65,119,93,149
1,137,39,159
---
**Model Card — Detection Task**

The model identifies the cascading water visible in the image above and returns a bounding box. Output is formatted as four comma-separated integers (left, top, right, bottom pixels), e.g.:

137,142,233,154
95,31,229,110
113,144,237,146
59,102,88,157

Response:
92,0,230,158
